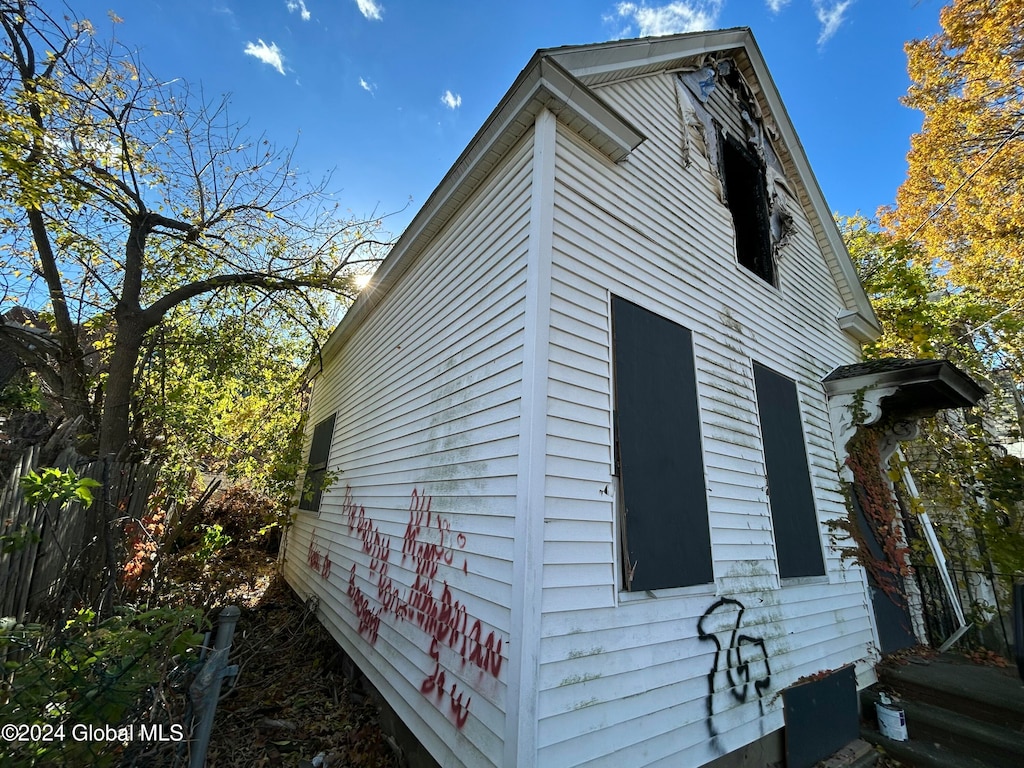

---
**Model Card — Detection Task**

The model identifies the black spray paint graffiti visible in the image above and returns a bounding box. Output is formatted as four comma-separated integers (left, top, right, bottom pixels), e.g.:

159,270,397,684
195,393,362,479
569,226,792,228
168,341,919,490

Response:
697,598,772,750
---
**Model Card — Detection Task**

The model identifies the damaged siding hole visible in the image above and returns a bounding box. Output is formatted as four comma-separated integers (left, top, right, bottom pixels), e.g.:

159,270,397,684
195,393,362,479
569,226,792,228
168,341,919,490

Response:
676,57,796,284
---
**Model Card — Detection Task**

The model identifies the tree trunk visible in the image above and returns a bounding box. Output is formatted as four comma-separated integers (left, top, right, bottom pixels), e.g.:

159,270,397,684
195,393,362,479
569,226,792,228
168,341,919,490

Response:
98,317,146,458
25,209,94,430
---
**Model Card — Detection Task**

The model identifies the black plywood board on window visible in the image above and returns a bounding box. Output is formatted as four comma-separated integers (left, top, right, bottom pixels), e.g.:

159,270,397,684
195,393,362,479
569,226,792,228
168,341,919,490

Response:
752,363,825,578
611,296,712,591
300,412,336,512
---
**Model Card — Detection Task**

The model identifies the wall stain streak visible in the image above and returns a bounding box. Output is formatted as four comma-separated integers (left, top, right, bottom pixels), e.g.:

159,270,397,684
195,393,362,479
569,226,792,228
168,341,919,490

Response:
697,598,772,753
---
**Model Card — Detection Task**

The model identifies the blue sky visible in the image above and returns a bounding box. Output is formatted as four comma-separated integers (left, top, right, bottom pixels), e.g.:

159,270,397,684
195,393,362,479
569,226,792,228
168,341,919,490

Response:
67,0,945,236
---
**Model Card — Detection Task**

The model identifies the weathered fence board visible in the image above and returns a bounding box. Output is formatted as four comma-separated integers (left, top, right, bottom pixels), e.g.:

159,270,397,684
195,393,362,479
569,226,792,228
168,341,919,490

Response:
0,447,157,621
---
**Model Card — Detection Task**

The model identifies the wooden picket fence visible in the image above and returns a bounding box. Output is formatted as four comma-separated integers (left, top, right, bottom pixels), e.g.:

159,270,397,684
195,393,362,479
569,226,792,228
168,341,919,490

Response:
0,446,158,621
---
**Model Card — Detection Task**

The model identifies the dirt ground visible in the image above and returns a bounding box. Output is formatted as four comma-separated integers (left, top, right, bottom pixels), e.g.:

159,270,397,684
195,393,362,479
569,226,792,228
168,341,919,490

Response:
165,539,399,768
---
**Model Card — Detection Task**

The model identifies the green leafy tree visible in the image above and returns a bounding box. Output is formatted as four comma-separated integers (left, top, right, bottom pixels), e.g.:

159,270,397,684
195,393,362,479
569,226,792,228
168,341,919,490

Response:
137,301,316,509
869,0,1024,580
840,215,1024,578
0,1,386,457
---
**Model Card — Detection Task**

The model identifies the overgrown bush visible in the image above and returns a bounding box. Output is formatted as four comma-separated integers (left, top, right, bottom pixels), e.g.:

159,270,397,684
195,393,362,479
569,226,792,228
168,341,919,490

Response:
0,606,206,766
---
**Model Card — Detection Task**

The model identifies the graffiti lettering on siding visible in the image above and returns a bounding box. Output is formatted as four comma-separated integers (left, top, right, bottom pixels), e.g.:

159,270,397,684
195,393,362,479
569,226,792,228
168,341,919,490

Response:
697,598,772,751
307,534,332,579
312,485,504,730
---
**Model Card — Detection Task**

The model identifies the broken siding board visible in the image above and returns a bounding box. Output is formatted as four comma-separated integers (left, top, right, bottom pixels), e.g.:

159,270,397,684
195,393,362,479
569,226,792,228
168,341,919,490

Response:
557,123,851,370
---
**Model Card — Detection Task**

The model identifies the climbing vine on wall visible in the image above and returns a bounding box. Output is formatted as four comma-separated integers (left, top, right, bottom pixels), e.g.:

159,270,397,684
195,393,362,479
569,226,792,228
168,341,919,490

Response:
831,422,912,605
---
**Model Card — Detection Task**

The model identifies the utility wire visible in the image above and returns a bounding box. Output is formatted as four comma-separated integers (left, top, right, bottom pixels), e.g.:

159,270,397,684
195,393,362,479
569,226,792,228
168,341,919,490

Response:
908,118,1024,241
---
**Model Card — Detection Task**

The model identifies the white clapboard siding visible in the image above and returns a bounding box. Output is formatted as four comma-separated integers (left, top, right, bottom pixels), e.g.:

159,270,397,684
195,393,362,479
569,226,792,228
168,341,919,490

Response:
536,71,872,767
282,132,539,768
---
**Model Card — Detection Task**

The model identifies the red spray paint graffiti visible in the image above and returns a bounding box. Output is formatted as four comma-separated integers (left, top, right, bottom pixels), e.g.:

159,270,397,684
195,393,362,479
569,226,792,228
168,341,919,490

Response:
329,485,504,729
348,564,382,644
307,533,332,579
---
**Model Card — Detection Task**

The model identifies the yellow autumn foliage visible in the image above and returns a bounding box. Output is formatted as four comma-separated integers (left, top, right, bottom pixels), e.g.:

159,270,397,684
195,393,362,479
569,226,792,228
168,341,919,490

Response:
884,0,1024,310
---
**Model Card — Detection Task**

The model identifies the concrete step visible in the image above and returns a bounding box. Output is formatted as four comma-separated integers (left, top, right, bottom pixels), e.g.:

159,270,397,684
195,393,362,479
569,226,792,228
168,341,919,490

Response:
876,655,1024,729
861,727,995,768
861,687,1024,768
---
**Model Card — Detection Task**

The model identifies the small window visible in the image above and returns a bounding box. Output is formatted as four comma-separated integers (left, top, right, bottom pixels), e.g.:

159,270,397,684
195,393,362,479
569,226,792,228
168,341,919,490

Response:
752,363,825,578
721,135,775,286
299,413,336,512
612,296,713,591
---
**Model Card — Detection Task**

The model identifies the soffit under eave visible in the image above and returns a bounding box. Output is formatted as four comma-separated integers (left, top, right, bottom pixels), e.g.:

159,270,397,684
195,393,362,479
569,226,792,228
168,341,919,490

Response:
311,56,644,374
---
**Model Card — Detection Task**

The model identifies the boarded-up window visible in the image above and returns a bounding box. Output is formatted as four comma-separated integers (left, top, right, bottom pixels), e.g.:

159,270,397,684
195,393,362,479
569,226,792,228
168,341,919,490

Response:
721,134,775,286
752,363,825,578
299,413,336,513
612,296,713,591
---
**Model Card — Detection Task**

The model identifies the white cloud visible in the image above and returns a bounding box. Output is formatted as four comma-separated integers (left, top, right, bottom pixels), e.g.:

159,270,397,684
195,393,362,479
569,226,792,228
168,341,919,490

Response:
286,0,311,21
441,90,461,110
765,0,791,12
244,40,285,75
614,1,723,36
359,77,376,93
814,0,853,46
355,0,383,21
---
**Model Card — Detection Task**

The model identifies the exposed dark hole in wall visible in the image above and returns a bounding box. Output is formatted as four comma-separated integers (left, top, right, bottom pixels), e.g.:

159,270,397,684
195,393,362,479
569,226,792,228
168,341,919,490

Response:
722,136,775,286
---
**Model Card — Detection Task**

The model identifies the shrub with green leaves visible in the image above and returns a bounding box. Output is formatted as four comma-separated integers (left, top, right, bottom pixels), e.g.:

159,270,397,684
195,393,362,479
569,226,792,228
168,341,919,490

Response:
0,606,206,766
19,466,101,509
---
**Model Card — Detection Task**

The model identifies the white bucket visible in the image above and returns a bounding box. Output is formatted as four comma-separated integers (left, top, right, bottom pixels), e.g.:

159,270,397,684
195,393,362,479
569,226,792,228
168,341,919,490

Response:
876,701,908,741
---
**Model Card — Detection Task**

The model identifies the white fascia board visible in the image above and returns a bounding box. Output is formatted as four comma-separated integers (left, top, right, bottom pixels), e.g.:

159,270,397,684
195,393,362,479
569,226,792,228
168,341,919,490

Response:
312,55,644,374
542,28,751,78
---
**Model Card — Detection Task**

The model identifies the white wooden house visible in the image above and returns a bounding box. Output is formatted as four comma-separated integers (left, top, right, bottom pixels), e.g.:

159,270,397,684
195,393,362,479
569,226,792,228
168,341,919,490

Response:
283,29,892,768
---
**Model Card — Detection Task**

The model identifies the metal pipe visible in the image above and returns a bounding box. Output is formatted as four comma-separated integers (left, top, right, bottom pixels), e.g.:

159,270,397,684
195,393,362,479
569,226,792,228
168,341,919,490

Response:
189,606,240,768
